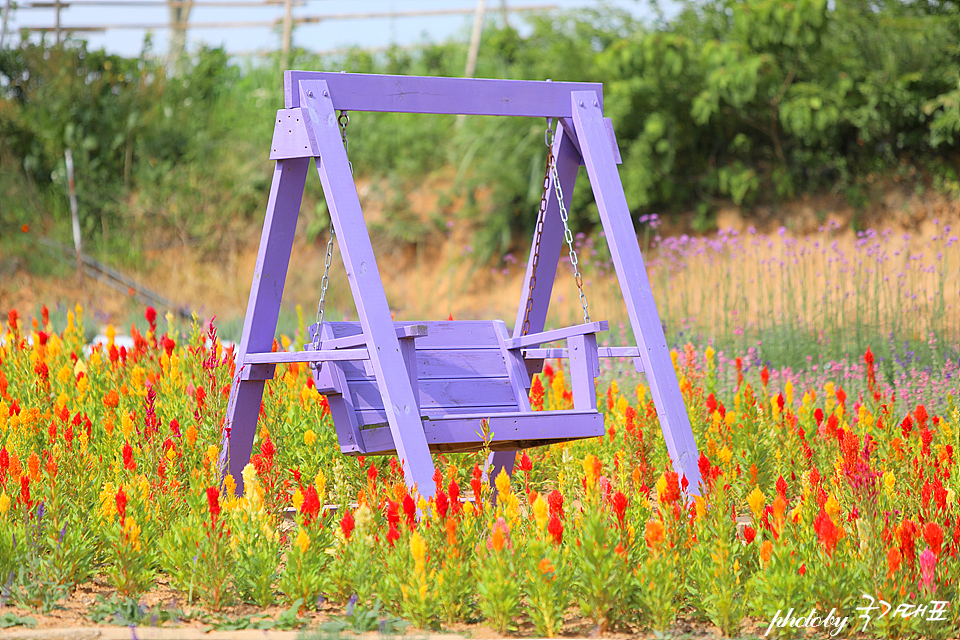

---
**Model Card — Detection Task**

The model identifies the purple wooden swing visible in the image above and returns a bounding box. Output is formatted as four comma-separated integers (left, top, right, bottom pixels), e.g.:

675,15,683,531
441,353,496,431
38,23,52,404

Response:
223,72,701,497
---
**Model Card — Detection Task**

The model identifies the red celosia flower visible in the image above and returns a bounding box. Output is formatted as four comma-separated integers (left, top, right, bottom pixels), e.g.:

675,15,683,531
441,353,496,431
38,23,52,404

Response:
661,471,681,504
813,509,840,555
161,336,175,357
385,499,400,527
435,490,449,519
698,454,711,481
547,514,563,544
898,520,919,565
760,366,769,387
340,509,355,540
611,491,628,528
775,475,788,501
145,306,157,327
0,447,8,480
386,522,400,546
901,415,914,438
432,467,443,492
206,487,221,522
914,404,929,429
542,363,554,379
20,476,31,506
836,386,846,407
368,464,378,484
530,376,545,411
920,429,933,455
887,547,902,576
923,521,943,556
122,442,136,471
115,487,127,522
402,494,416,527
448,480,461,514
547,489,564,519
517,451,533,473
625,405,637,435
743,525,756,544
706,393,717,414
301,486,321,523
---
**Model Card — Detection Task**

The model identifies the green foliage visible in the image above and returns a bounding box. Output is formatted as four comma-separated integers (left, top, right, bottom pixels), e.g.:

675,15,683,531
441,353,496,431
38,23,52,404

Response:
1,1,957,262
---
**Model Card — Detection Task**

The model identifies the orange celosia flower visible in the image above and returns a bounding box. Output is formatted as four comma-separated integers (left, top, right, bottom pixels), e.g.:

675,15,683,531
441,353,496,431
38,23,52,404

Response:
538,557,555,577
445,517,457,546
491,527,506,552
887,547,902,577
644,519,665,552
760,540,773,564
772,495,787,533
103,389,119,409
8,453,21,481
27,452,40,481
582,454,601,487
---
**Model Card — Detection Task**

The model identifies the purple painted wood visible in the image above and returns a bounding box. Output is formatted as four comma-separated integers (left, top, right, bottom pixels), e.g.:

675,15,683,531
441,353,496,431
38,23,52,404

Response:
300,78,437,498
270,109,319,159
570,90,702,492
524,346,643,361
567,334,599,410
314,323,365,454
494,320,534,407
284,71,603,117
359,410,604,455
244,348,369,364
225,157,309,494
503,320,608,349
349,378,519,412
556,117,622,166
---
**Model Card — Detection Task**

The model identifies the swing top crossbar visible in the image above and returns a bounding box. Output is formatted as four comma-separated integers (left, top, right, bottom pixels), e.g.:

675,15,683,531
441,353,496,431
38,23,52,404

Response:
284,71,603,117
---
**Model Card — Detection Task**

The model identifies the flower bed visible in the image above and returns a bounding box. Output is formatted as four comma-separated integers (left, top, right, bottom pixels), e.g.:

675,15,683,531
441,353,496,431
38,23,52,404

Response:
0,305,958,637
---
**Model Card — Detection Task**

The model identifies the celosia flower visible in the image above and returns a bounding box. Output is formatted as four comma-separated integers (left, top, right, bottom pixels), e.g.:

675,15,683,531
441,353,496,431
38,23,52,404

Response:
887,547,902,577
296,529,310,554
122,443,136,471
771,495,787,533
206,487,221,522
494,467,511,496
923,522,943,556
747,487,765,520
303,429,317,446
445,517,456,546
644,519,665,552
582,454,602,487
611,491,628,528
292,487,304,511
656,470,681,505
547,514,563,544
919,547,936,592
530,376,545,411
340,509,355,540
410,531,427,572
103,389,119,409
435,490,449,519
386,522,400,546
115,487,127,522
532,495,549,530
538,557,555,577
547,489,564,519
27,452,40,481
743,525,756,544
402,494,416,527
760,540,773,564
0,491,9,515
301,486,321,523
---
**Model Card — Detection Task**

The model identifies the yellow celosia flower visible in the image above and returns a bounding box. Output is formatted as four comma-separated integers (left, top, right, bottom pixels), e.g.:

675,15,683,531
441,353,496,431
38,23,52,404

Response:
784,380,794,407
883,471,895,494
0,492,10,515
825,494,841,520
121,414,134,440
76,374,88,396
138,474,150,502
610,379,619,397
296,529,310,554
494,468,511,497
314,469,326,502
204,445,219,466
123,516,141,551
106,324,116,346
224,473,236,498
532,495,549,530
304,430,317,447
747,487,765,520
704,345,715,365
410,532,426,574
292,487,304,511
57,365,72,386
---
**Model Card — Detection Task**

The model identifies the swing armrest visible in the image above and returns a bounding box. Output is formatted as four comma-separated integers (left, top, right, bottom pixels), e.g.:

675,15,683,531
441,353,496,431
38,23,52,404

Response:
501,321,608,350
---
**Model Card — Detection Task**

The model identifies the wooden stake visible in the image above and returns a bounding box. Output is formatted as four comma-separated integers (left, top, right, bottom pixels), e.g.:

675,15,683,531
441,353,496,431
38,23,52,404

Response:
65,148,83,284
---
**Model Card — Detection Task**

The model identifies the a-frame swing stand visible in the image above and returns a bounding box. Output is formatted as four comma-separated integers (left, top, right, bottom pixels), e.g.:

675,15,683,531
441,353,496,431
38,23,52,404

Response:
224,72,701,497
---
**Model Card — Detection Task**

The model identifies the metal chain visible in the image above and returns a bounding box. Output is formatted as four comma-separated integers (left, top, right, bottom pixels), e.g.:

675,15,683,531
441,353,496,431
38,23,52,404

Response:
549,133,591,324
312,111,351,350
521,129,554,336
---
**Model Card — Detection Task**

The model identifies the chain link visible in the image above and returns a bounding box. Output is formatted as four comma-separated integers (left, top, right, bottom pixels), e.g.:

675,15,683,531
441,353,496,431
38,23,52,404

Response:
521,143,553,336
312,110,350,350
549,140,591,324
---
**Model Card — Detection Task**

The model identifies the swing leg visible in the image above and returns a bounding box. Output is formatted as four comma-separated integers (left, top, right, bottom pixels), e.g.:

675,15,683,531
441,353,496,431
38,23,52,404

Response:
224,157,310,495
571,91,702,491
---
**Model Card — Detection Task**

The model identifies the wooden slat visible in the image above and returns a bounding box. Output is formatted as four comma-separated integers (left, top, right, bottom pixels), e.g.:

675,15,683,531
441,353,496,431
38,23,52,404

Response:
523,346,642,359
358,410,605,455
285,71,603,117
349,377,519,412
245,348,369,364
327,321,501,349
337,349,508,380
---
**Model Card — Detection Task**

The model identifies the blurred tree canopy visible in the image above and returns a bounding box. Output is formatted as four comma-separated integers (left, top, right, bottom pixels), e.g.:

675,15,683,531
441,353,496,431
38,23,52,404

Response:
1,0,957,260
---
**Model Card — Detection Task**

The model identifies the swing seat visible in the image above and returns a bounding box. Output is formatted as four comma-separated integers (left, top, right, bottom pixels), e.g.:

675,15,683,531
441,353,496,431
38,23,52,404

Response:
307,319,622,455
